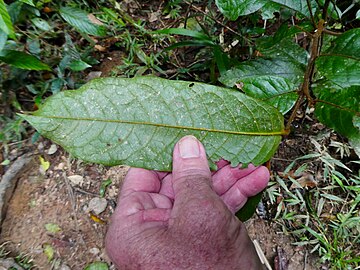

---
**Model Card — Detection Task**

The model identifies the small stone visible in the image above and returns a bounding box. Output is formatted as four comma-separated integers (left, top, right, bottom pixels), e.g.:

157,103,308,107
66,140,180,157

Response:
88,197,108,214
0,258,24,270
59,264,71,270
54,162,65,170
47,144,58,155
37,142,44,151
67,175,84,186
89,247,100,255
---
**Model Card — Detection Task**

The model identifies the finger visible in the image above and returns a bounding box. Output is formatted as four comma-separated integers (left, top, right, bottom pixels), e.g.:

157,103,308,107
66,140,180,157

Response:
215,159,230,170
172,135,212,199
159,173,174,200
120,168,161,197
212,164,258,195
221,166,270,213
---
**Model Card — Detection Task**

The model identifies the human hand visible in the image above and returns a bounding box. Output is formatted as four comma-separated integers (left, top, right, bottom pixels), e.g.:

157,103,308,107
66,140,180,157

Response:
106,135,269,269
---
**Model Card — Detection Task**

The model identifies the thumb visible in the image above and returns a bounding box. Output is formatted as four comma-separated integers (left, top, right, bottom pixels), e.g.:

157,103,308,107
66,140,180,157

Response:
172,135,212,199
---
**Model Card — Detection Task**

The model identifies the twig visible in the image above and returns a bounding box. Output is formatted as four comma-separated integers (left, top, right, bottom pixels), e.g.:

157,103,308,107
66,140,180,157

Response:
253,240,272,270
285,94,305,133
315,99,360,116
322,0,332,21
322,28,342,36
302,19,325,103
63,172,80,232
306,0,316,27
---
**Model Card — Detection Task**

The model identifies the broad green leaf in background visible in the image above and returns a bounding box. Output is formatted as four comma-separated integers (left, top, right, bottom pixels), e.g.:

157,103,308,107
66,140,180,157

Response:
0,50,51,70
314,85,360,156
215,0,266,20
257,38,309,66
0,30,7,51
31,18,51,31
270,0,317,17
21,77,285,171
0,0,15,39
60,6,106,37
220,58,305,114
260,2,282,19
215,0,317,20
68,59,92,71
313,29,360,156
19,0,35,6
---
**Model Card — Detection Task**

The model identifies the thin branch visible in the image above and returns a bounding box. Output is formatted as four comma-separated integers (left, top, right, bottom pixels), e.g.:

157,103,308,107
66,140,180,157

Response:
323,28,342,36
306,0,316,26
314,99,360,116
322,0,331,21
285,94,305,133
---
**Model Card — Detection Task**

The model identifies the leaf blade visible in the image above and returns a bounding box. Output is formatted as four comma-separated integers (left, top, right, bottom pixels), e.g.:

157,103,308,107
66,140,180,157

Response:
0,50,51,70
59,6,106,37
21,77,284,170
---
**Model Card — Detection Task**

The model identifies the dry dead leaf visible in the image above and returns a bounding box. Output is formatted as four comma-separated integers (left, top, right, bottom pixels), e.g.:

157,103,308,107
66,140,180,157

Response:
94,44,106,52
290,173,317,189
88,14,104,25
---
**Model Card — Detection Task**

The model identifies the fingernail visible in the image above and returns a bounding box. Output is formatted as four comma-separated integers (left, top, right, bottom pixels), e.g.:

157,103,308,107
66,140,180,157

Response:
179,136,200,158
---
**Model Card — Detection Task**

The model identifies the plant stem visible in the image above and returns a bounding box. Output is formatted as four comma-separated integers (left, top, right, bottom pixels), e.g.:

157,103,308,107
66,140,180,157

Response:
284,94,305,133
285,20,326,132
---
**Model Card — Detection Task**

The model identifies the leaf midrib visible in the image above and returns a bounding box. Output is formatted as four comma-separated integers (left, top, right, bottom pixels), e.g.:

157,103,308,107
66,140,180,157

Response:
25,114,286,136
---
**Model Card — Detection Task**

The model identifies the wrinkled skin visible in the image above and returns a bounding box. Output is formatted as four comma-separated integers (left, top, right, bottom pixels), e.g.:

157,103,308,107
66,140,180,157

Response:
106,136,269,269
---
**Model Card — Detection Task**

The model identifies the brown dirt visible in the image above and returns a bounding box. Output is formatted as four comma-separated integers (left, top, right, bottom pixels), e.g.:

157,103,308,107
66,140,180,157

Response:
0,144,128,269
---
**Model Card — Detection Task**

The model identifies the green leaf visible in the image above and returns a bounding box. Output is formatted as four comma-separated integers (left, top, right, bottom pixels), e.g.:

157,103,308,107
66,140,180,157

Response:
45,223,61,233
313,29,360,155
0,29,7,51
270,0,317,17
257,38,309,66
43,244,54,261
236,192,262,221
20,77,285,171
316,56,360,87
260,2,282,19
215,0,266,20
60,6,106,37
0,0,15,39
84,262,108,270
315,29,360,87
155,28,211,41
19,0,35,6
314,84,360,155
31,18,51,31
68,59,91,71
0,50,51,70
325,29,360,58
220,58,304,114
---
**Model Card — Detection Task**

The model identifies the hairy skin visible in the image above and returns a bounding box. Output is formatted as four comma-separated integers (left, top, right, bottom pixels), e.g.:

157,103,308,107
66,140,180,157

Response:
106,136,269,269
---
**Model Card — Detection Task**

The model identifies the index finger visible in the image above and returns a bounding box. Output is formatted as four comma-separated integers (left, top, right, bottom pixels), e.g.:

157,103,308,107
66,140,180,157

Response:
120,168,161,197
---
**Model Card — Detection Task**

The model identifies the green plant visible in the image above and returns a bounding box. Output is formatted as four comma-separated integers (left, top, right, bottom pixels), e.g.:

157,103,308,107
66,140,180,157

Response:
266,140,360,269
19,1,359,222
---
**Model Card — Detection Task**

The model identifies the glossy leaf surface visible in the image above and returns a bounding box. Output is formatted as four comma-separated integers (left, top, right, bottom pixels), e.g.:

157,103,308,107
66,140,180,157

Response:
314,29,360,156
215,0,265,20
21,77,285,171
60,6,106,37
0,50,51,70
220,58,304,114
